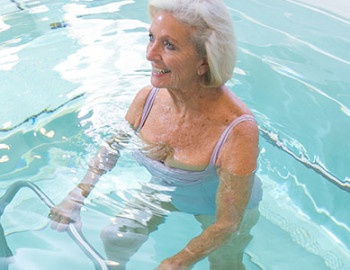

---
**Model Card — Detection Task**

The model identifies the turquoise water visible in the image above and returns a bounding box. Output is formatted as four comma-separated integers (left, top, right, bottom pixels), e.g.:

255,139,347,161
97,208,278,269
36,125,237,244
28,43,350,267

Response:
0,0,349,269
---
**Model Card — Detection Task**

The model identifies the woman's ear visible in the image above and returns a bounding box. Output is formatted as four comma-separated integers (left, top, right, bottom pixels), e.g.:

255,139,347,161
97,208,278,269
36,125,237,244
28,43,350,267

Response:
197,60,209,76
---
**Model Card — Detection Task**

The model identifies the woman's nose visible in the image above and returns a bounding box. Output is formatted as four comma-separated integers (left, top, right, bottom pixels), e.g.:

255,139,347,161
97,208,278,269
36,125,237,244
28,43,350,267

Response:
146,42,160,61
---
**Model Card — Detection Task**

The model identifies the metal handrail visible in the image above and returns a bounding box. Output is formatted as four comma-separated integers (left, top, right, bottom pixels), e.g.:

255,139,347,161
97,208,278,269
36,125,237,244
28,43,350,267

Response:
0,181,110,270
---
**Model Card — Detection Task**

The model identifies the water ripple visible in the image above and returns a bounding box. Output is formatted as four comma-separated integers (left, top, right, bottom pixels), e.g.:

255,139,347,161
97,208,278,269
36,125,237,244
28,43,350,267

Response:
259,126,350,192
260,176,350,270
230,7,350,65
262,57,350,118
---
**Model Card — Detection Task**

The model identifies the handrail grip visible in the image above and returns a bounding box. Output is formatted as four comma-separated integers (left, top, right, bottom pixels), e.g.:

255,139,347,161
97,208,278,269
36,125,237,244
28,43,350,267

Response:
0,181,110,270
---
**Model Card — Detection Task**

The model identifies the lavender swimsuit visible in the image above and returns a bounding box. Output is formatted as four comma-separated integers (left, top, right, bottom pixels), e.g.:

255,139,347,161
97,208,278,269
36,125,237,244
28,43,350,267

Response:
133,88,262,215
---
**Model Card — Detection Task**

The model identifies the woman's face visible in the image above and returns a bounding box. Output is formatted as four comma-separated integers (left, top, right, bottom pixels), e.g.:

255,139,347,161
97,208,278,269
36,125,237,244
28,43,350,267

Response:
147,11,207,90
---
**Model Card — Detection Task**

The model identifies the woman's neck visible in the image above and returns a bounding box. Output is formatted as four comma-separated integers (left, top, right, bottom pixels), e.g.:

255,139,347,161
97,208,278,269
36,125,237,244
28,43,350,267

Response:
166,85,223,115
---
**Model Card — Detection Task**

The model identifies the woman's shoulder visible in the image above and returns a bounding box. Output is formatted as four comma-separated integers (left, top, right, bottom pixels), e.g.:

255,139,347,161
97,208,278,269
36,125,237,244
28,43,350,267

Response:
215,87,259,175
125,85,154,129
219,87,255,121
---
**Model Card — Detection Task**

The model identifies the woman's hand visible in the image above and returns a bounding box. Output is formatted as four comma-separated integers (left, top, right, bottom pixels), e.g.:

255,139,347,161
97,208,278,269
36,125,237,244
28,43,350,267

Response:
48,187,85,232
155,257,191,270
155,249,196,270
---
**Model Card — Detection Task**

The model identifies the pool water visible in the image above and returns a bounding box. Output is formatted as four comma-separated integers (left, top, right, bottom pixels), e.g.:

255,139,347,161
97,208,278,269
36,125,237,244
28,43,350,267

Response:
0,0,349,269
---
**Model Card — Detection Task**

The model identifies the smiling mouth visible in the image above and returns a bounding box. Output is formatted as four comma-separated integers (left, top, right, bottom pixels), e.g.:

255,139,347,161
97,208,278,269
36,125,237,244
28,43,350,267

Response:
152,67,171,74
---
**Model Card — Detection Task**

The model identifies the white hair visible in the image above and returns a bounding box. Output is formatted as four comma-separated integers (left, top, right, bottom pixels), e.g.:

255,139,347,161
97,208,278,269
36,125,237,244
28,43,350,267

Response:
148,0,236,87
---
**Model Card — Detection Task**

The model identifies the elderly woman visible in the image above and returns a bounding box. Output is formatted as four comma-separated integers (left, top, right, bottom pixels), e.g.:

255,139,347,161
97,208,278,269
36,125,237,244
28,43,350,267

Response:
49,0,262,269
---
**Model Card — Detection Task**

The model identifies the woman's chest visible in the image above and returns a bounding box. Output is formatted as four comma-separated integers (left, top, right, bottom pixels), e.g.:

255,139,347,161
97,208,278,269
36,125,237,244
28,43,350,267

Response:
139,117,224,169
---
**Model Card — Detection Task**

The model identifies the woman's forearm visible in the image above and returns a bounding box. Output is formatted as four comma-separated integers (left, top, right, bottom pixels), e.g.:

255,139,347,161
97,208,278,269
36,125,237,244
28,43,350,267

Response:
49,132,127,231
74,145,120,199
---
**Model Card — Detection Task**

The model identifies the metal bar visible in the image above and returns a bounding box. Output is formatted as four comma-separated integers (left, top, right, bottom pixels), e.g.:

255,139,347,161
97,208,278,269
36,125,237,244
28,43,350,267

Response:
0,181,110,270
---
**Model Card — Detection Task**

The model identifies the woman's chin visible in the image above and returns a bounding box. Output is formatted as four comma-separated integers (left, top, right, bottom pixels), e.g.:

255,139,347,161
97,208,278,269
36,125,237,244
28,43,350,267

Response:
150,78,168,89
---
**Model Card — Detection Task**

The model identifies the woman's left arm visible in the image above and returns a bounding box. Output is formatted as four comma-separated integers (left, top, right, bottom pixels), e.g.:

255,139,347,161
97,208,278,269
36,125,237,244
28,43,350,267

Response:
156,119,259,270
156,173,254,270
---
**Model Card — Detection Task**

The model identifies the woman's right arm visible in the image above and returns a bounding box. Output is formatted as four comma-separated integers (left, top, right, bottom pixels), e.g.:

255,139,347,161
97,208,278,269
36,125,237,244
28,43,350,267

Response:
49,85,153,232
49,140,121,232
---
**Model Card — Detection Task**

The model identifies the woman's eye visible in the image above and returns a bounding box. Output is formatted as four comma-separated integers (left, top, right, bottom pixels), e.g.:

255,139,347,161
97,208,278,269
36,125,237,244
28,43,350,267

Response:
148,33,154,42
164,40,175,50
